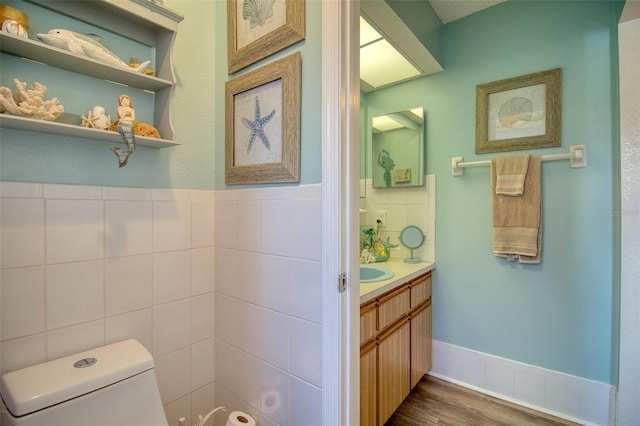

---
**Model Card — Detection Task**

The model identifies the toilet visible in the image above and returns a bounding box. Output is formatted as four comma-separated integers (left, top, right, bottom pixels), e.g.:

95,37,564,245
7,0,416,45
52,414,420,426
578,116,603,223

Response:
0,339,168,426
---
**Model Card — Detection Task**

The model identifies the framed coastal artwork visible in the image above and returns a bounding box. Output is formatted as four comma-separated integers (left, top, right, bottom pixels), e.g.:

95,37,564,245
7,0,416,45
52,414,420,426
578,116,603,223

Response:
476,68,561,154
225,52,301,184
227,0,305,74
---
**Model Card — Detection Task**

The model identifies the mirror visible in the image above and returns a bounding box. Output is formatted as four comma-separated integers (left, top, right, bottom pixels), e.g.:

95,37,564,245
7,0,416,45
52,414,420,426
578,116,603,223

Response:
360,105,368,198
399,225,425,263
371,107,425,188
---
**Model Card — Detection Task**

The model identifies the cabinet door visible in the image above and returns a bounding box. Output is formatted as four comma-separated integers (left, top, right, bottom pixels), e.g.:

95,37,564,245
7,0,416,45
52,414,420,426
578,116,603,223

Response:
410,303,432,389
377,319,410,425
360,342,377,426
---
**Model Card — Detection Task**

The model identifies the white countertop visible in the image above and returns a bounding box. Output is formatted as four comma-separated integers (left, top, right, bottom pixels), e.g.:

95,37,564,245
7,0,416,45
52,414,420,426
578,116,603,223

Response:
360,259,435,303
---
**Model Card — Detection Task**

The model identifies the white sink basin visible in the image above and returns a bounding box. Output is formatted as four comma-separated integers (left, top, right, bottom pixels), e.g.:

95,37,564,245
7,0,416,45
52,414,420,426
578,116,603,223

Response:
360,265,394,283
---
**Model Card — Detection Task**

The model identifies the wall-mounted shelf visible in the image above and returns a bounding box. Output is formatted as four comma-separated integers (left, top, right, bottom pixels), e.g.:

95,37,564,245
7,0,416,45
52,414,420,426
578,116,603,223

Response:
0,114,178,148
0,0,183,148
0,33,173,92
451,144,587,176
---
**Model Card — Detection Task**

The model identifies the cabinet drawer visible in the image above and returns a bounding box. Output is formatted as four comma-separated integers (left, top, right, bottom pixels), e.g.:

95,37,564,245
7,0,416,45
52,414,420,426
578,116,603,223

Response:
360,301,377,346
378,285,410,331
410,273,432,309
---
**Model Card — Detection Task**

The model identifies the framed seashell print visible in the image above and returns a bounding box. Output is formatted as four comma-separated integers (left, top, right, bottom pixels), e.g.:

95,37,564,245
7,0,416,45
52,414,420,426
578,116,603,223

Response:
476,68,561,154
227,0,305,74
225,52,301,184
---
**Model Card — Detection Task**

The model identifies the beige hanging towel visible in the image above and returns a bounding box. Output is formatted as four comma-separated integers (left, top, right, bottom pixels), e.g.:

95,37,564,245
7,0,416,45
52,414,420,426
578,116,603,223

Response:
495,153,530,195
491,154,542,263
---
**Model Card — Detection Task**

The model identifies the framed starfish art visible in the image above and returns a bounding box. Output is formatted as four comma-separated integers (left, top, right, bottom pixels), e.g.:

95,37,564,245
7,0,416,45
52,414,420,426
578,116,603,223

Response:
225,52,301,184
227,0,305,74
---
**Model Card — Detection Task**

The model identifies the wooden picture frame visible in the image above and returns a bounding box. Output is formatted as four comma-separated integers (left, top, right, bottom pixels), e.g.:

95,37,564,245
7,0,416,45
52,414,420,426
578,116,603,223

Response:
476,68,561,154
225,52,301,184
227,0,305,74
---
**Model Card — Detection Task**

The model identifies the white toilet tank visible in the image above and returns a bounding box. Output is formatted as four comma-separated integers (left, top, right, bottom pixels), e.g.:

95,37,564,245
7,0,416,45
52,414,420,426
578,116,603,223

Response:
0,339,168,426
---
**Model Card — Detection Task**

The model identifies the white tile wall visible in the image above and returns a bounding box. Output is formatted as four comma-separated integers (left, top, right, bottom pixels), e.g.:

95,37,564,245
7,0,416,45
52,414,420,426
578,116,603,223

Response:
431,340,615,425
1,181,322,425
0,181,215,423
360,175,436,262
214,185,322,426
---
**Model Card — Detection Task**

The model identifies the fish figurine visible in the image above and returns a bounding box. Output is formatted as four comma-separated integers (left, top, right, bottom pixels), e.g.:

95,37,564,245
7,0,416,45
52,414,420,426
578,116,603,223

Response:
36,29,150,73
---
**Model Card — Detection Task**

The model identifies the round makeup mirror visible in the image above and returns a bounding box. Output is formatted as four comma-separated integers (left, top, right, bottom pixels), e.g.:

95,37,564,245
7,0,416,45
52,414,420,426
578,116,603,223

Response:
399,225,425,263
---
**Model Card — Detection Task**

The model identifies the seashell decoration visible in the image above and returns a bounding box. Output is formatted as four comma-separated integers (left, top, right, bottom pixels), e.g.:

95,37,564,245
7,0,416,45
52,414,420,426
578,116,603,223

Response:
242,0,275,27
1,19,28,38
0,79,64,121
81,106,112,130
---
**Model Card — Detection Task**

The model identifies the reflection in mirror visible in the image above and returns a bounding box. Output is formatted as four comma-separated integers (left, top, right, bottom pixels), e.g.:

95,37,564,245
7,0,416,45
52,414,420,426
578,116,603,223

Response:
372,107,424,188
360,106,367,198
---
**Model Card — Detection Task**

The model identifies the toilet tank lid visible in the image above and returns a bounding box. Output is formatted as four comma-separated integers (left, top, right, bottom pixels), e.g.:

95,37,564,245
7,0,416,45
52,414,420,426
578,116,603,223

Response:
0,339,155,417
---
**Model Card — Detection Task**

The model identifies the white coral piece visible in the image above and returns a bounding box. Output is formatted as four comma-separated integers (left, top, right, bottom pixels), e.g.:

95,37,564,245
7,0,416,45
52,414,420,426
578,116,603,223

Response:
0,79,64,121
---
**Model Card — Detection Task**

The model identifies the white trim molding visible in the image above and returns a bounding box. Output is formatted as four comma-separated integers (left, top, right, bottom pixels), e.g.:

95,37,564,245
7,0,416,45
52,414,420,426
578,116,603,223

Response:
321,0,360,425
431,340,615,426
617,3,640,425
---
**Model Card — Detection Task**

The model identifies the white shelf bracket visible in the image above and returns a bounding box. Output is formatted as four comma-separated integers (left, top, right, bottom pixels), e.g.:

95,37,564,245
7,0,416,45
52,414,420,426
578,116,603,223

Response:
570,144,587,168
452,156,464,176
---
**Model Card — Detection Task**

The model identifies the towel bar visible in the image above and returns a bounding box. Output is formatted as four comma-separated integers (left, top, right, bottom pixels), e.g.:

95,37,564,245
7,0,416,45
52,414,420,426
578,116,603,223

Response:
451,144,587,176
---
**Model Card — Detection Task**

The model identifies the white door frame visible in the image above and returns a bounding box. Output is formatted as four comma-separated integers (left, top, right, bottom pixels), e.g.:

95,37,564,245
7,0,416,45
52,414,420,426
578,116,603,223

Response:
617,2,640,424
321,0,360,424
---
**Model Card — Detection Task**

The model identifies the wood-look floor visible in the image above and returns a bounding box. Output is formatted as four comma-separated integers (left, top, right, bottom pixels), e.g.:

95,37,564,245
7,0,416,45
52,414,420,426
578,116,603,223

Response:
385,375,580,426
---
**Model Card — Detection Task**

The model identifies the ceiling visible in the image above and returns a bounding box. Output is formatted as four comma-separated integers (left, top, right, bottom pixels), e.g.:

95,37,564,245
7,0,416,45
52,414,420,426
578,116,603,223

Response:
360,0,505,91
428,0,505,24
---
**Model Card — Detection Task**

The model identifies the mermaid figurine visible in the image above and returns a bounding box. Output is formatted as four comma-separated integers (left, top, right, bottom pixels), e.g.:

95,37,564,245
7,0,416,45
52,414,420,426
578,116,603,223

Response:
111,94,137,167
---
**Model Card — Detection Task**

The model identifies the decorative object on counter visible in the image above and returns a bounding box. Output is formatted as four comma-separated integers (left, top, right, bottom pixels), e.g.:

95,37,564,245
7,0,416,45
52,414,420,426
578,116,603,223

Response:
129,56,155,75
1,19,28,38
81,106,112,130
36,29,151,73
0,4,28,31
377,149,395,187
372,236,398,262
111,94,136,167
227,0,305,73
360,249,376,264
476,68,561,154
0,79,64,121
360,224,398,263
399,225,425,263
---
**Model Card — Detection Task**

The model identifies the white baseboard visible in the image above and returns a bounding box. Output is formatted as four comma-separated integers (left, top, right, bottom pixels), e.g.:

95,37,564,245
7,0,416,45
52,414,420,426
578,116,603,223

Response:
430,340,616,426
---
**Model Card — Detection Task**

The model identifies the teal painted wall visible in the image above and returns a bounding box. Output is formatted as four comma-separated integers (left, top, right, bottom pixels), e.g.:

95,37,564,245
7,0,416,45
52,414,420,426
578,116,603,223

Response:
0,0,321,190
366,0,620,383
0,0,217,190
213,0,322,190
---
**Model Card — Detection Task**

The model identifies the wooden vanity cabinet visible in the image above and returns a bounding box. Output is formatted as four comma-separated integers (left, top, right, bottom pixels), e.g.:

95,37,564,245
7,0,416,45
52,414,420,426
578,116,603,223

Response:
360,341,377,426
359,271,432,426
377,317,411,423
410,303,432,389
